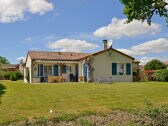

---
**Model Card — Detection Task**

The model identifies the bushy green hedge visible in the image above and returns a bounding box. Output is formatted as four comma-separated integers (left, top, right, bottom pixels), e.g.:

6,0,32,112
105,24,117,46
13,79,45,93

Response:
0,70,4,80
153,69,168,82
4,71,23,81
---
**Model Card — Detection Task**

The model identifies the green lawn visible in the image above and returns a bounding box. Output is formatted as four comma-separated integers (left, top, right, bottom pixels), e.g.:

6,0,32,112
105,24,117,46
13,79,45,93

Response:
0,80,168,124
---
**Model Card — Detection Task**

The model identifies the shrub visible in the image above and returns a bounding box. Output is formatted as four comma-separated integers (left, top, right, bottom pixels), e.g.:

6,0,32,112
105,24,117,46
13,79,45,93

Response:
145,70,155,81
0,70,4,80
153,69,168,82
143,102,168,126
144,59,167,70
4,71,23,81
10,73,17,81
4,71,12,80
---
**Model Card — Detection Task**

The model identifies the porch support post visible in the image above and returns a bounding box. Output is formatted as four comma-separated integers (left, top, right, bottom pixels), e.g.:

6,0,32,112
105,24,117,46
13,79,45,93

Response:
59,63,62,76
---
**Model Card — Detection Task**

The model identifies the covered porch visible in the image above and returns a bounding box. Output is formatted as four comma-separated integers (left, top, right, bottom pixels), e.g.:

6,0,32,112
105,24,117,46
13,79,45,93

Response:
31,60,82,83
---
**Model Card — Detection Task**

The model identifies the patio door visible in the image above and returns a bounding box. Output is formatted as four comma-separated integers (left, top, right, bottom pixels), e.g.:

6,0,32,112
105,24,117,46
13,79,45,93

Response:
83,63,87,82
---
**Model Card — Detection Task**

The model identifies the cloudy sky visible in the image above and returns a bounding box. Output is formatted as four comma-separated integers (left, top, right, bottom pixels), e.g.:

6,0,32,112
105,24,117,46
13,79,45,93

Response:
0,0,168,64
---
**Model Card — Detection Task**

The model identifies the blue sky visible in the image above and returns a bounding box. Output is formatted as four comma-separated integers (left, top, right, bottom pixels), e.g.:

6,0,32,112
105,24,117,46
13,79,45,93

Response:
0,0,168,64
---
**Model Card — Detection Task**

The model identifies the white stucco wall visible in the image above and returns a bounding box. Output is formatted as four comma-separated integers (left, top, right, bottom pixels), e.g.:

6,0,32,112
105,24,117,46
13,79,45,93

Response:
25,55,32,83
89,49,133,82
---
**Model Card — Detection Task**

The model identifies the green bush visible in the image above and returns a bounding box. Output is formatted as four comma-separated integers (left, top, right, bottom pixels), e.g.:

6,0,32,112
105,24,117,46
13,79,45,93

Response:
143,102,168,126
4,71,23,81
0,70,4,80
144,59,167,70
4,71,12,80
10,74,17,81
153,69,168,82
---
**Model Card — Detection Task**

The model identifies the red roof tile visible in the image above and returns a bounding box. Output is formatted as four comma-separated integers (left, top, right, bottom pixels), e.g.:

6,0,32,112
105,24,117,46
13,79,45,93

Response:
28,51,90,61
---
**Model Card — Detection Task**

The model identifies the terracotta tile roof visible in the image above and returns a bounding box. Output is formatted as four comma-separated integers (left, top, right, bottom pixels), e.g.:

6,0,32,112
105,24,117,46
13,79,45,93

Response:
1,64,18,69
79,48,135,60
164,62,168,65
133,60,140,63
28,51,90,61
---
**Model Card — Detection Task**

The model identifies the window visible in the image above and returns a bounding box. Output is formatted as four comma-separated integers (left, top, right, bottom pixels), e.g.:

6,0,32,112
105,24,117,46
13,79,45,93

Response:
118,64,124,75
126,63,131,75
44,66,52,77
112,63,117,75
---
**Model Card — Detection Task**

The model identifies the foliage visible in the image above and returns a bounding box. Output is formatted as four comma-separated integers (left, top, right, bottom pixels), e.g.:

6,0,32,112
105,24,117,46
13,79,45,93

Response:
144,59,167,70
0,56,10,64
4,71,23,81
145,70,155,81
79,119,93,126
139,70,148,81
143,101,168,126
133,71,141,81
153,69,168,82
120,0,168,25
52,113,78,123
0,70,4,80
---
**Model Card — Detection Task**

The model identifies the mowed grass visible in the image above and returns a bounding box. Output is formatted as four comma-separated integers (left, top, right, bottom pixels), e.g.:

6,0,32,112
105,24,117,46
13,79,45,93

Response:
0,80,168,124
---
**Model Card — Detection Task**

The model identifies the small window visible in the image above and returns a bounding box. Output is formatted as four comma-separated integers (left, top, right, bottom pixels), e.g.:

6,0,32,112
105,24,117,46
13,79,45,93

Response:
44,66,52,77
118,64,124,75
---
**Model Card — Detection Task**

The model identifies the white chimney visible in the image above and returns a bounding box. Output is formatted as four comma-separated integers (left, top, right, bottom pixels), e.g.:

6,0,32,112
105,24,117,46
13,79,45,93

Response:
102,40,108,50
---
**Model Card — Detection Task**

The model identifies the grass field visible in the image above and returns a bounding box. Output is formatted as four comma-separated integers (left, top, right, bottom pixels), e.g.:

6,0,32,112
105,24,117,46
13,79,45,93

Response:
0,80,168,124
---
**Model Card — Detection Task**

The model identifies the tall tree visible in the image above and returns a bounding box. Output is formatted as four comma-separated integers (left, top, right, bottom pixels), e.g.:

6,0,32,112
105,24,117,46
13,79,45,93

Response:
0,56,10,64
120,0,168,25
144,59,167,70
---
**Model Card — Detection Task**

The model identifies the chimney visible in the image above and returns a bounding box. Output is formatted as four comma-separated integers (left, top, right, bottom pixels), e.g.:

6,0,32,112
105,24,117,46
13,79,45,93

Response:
102,40,108,50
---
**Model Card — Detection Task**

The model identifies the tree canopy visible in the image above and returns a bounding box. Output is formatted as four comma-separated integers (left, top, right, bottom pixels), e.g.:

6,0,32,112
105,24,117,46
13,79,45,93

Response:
0,56,10,64
120,0,168,25
144,59,167,70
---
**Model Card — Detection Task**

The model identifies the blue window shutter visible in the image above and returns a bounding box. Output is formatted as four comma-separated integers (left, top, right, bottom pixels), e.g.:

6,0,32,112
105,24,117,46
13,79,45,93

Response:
38,64,40,76
54,65,58,76
112,63,117,75
38,64,43,76
62,65,67,73
126,63,131,75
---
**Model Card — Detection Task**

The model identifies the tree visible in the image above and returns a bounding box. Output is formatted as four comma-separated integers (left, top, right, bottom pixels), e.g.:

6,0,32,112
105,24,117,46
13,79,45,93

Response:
120,0,168,25
144,59,167,70
0,56,10,64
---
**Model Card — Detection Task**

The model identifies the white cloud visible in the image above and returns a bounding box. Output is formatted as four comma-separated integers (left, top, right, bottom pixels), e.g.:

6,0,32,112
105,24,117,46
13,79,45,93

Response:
24,37,32,41
17,57,26,63
118,38,168,56
94,17,161,39
48,38,98,52
166,0,168,10
0,0,54,23
139,57,168,65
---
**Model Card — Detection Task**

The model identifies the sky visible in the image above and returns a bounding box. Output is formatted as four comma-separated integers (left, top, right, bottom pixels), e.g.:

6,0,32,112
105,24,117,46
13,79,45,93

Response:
0,0,168,65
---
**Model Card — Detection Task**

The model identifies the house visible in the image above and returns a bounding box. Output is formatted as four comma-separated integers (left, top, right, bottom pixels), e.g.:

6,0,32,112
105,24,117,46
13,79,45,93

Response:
24,40,140,83
164,62,168,69
1,64,19,71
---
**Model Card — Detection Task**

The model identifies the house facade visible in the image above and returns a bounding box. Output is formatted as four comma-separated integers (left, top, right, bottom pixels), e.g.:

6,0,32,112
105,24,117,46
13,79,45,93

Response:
24,40,140,83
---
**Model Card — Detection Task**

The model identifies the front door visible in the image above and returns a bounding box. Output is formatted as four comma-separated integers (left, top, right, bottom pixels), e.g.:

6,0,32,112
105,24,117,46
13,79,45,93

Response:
83,63,87,82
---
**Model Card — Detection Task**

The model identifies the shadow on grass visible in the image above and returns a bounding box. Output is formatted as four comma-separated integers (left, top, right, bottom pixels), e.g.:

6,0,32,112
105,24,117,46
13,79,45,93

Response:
0,83,6,104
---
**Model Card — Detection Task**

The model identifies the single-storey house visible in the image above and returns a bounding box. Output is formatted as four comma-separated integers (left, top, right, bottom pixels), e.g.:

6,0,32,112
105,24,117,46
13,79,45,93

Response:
1,64,19,71
24,40,140,83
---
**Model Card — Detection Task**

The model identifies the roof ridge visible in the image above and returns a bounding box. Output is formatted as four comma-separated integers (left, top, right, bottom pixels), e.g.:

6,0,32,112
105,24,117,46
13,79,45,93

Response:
28,50,90,54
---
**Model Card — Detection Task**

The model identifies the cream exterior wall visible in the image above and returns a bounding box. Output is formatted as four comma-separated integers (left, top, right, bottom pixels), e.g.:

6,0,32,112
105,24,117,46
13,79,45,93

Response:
24,55,32,83
90,50,133,82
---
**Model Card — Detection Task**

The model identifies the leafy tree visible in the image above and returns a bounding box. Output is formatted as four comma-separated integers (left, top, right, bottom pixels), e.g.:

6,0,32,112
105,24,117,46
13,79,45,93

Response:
120,0,168,25
144,59,167,70
0,56,10,64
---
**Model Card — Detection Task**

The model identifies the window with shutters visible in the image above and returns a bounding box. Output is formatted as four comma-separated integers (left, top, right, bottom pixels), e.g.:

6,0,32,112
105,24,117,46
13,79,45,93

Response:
118,63,124,75
112,63,117,75
126,63,131,75
44,66,52,77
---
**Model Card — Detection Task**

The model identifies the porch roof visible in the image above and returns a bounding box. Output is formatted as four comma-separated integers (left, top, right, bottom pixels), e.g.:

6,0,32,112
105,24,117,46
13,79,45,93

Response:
28,51,90,61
